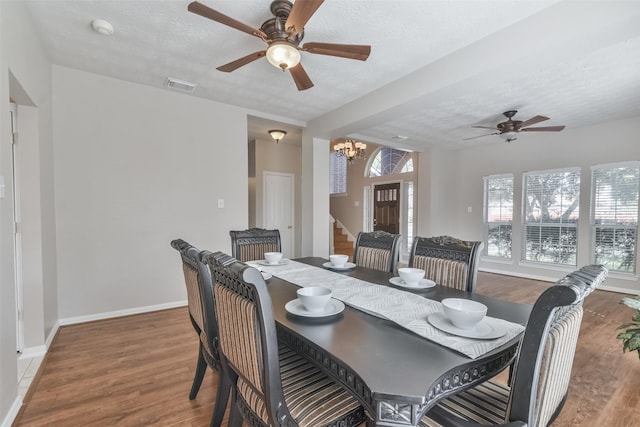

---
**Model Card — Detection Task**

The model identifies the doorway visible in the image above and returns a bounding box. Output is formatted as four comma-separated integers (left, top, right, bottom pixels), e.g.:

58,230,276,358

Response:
10,101,24,352
263,171,294,258
373,182,400,234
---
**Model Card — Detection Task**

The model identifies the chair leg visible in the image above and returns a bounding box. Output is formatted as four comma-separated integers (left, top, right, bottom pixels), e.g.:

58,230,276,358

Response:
189,344,207,400
210,370,232,427
227,397,243,427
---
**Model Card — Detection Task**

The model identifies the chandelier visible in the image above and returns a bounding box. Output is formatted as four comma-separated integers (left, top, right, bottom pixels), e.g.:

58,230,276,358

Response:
334,139,367,164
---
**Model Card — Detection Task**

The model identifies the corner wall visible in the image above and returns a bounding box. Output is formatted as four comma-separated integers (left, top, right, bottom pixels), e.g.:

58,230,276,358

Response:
52,66,249,319
1,0,55,423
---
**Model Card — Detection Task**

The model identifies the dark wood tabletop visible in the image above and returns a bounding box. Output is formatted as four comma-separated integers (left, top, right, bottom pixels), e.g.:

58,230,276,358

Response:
268,257,531,426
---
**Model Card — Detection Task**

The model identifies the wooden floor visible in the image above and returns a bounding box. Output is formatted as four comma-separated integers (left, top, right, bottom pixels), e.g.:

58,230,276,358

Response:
14,272,640,426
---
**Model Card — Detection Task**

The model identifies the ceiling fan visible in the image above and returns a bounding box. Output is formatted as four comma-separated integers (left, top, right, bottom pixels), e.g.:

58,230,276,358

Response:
188,0,371,91
465,110,566,142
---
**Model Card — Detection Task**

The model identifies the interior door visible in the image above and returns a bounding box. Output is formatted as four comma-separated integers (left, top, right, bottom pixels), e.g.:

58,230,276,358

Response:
11,102,24,352
263,171,294,258
373,182,400,234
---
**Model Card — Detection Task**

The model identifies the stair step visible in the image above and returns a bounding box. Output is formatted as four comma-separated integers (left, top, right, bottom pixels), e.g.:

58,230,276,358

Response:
333,222,354,262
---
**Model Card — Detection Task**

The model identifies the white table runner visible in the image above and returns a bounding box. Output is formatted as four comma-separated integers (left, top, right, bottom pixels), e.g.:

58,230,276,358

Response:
257,260,525,359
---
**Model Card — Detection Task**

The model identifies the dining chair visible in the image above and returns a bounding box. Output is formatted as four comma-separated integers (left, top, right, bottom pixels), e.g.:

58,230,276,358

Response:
203,251,368,427
170,239,230,427
408,235,483,292
353,230,401,273
419,264,608,427
229,227,282,262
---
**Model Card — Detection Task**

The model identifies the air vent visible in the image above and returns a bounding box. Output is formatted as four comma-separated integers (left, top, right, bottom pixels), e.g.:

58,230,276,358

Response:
166,78,197,93
391,135,409,141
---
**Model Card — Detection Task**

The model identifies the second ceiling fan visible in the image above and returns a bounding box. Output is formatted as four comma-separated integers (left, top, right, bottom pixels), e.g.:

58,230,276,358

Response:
188,0,371,91
465,110,565,142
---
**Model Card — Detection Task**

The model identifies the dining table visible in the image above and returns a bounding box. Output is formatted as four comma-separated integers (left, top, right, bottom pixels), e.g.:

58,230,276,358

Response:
257,257,531,427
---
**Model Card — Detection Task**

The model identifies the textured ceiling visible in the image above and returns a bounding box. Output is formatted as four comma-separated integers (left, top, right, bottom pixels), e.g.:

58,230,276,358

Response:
23,0,640,150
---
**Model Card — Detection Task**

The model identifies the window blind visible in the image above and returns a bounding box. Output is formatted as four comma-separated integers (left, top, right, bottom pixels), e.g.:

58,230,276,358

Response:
523,168,580,266
484,174,513,259
591,163,639,273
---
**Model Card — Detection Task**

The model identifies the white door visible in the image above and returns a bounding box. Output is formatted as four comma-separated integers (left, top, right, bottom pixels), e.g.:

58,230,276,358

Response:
263,171,294,258
11,102,24,352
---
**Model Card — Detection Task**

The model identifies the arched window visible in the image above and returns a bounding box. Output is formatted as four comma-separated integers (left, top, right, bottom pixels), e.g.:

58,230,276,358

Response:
368,147,413,177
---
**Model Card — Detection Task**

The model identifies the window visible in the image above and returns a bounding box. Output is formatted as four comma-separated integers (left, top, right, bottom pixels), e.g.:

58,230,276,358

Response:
330,152,347,194
368,148,413,177
591,163,639,273
483,174,513,259
523,168,580,266
405,181,414,252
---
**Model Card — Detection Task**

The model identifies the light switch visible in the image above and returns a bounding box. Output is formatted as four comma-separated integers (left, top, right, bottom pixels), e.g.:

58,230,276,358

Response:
354,201,360,207
467,206,473,213
0,176,5,199
217,199,224,209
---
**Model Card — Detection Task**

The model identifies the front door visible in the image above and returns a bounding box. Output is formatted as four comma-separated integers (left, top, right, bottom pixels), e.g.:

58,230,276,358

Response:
373,182,400,234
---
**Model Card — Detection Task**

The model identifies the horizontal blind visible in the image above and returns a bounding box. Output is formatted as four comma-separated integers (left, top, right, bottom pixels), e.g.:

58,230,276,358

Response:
591,164,639,273
523,168,580,265
484,174,513,259
330,152,347,194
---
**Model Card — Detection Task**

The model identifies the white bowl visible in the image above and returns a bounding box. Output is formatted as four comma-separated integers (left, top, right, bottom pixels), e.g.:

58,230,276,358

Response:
398,268,425,286
329,254,349,267
441,298,487,329
297,287,332,313
264,252,283,265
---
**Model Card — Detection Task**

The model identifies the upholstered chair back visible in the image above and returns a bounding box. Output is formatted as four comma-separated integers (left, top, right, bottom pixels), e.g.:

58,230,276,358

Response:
205,252,366,427
229,228,282,262
170,240,205,339
408,236,483,292
171,239,230,423
508,264,608,426
206,251,289,425
353,231,401,273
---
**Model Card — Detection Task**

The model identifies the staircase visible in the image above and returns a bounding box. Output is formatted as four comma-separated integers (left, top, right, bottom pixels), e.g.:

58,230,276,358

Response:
333,222,354,261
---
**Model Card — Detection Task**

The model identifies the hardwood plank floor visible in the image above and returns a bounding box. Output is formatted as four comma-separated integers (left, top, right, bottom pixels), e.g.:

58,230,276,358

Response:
14,272,640,426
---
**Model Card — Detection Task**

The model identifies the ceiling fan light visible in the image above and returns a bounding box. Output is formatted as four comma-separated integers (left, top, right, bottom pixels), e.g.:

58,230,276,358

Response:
266,42,301,70
500,131,519,142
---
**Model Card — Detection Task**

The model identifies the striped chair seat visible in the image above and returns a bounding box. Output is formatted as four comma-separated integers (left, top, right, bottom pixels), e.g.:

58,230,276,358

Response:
419,380,509,426
412,256,469,291
237,345,365,427
355,247,391,272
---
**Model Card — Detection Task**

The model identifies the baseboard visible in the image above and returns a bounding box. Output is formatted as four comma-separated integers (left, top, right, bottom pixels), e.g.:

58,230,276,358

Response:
599,284,638,295
479,267,557,283
1,396,22,427
480,267,637,295
19,345,47,359
45,321,60,350
58,300,187,326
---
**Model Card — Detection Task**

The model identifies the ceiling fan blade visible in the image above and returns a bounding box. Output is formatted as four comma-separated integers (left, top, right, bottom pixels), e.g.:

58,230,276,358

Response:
521,125,566,132
463,132,499,140
519,115,549,128
302,42,371,61
188,1,267,39
285,0,325,36
472,125,499,130
289,63,314,91
216,51,266,72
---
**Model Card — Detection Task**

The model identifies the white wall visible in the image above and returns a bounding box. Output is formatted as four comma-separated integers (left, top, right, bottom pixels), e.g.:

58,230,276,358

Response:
1,0,55,423
429,117,640,293
52,66,249,319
